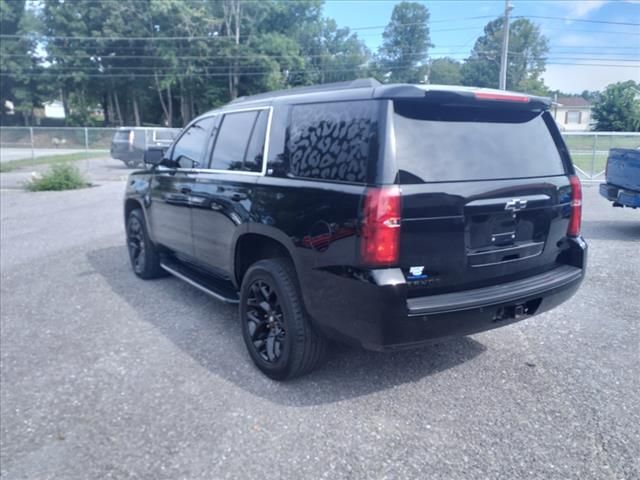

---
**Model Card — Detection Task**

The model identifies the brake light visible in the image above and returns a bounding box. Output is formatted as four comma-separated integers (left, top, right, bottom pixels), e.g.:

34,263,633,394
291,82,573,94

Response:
568,175,582,237
128,130,134,150
361,186,401,266
474,91,530,103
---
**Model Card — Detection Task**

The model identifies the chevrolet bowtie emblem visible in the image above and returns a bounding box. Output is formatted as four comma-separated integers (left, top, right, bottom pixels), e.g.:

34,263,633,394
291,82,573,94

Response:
505,199,528,212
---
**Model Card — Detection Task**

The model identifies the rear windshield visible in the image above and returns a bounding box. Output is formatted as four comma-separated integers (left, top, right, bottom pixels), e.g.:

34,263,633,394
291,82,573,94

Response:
114,130,131,141
393,101,565,183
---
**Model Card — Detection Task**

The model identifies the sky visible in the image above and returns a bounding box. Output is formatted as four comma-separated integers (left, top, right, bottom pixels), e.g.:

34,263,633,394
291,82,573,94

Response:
323,0,640,93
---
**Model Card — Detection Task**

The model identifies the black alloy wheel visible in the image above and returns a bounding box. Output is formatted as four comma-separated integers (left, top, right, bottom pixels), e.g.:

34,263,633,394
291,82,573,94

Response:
246,280,286,363
240,258,327,380
125,209,166,279
127,214,146,274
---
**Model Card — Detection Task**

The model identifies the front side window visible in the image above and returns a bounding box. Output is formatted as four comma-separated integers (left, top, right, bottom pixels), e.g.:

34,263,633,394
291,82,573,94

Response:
286,100,379,184
211,110,266,172
171,116,215,168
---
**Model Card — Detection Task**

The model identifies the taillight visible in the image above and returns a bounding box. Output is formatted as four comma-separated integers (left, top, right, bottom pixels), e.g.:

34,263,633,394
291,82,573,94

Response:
361,186,401,266
128,130,134,150
568,175,582,237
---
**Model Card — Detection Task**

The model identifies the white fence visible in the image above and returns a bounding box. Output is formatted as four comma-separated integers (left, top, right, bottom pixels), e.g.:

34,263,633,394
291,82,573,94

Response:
1,127,639,181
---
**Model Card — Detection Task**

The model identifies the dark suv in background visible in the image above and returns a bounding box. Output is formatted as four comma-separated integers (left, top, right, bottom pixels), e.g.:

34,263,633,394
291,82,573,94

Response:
124,79,587,380
111,127,180,167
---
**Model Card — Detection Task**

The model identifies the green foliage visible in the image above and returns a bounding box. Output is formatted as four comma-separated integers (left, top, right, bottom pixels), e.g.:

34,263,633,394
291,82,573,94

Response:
29,0,370,127
429,57,462,85
376,1,433,83
0,152,104,173
461,18,548,94
0,0,48,123
592,81,640,132
26,163,87,191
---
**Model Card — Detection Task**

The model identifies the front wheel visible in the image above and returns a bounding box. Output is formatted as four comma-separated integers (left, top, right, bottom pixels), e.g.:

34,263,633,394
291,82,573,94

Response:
240,258,327,380
126,209,166,279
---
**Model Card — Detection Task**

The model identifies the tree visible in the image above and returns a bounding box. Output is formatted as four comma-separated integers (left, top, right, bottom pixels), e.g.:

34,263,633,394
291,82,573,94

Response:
6,0,376,127
592,81,640,132
428,57,461,85
461,18,548,94
376,1,433,83
0,0,45,124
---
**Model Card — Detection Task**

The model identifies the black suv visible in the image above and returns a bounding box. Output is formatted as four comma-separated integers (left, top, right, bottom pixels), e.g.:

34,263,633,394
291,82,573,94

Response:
124,79,587,380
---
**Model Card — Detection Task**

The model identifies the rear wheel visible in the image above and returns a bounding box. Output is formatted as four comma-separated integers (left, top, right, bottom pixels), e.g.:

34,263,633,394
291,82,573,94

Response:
240,258,327,380
126,209,166,279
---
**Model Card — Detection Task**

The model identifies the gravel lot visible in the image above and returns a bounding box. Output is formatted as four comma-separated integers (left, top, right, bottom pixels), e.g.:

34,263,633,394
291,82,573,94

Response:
1,162,638,479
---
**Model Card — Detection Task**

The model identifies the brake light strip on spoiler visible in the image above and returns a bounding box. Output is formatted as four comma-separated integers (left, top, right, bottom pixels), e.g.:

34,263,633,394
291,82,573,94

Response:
373,85,551,110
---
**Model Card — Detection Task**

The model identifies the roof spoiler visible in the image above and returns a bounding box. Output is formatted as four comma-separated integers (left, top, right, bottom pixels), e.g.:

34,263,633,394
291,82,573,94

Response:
375,85,551,110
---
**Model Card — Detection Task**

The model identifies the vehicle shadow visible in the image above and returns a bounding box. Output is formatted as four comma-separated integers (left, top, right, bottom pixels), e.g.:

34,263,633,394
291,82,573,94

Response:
87,246,486,406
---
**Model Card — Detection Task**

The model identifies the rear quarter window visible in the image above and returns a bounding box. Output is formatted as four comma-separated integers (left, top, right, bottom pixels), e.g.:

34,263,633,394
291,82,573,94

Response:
153,130,177,141
393,101,565,183
285,100,379,184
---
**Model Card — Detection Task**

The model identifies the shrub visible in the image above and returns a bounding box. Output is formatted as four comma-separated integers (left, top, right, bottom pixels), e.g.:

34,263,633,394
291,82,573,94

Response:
27,163,88,191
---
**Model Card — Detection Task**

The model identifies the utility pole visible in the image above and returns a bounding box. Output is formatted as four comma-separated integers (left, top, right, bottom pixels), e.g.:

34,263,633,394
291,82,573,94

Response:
499,0,513,90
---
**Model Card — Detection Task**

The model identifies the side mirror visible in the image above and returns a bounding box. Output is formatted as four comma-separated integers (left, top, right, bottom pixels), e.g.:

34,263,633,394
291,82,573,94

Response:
144,146,169,167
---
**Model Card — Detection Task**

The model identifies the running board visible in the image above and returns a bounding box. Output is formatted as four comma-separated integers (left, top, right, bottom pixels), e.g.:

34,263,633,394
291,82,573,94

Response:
160,261,239,304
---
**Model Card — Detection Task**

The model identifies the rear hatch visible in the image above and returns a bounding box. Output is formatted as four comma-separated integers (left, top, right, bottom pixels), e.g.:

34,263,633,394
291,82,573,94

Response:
392,96,574,297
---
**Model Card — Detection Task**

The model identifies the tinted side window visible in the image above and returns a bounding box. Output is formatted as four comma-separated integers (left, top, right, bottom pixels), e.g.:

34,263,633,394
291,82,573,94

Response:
243,110,268,172
172,117,215,167
286,100,378,184
211,111,258,171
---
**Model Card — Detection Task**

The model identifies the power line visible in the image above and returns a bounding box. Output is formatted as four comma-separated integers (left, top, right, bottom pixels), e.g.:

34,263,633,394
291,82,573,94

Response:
2,60,637,78
513,15,640,26
5,20,638,42
8,52,637,69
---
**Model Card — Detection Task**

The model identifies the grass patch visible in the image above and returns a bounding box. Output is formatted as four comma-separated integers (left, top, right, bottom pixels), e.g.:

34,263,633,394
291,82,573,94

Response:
0,151,106,173
571,152,608,175
563,135,639,151
26,163,88,191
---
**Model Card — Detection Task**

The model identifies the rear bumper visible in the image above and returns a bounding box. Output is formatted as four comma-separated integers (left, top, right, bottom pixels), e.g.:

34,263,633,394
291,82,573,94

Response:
600,183,640,208
306,237,587,351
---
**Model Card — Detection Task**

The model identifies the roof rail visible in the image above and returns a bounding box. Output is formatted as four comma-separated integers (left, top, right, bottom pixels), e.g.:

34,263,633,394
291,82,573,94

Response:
229,78,381,104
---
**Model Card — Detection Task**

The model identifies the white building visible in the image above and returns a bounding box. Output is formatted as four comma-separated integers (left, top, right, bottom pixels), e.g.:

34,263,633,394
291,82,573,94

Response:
43,100,65,119
552,96,592,131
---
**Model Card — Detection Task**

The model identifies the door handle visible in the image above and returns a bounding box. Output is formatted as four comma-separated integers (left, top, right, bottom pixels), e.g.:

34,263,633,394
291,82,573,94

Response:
231,193,247,202
181,187,192,194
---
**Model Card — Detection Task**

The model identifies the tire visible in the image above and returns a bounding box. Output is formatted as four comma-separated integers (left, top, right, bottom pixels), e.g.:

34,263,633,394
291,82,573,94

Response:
240,258,327,380
126,209,166,279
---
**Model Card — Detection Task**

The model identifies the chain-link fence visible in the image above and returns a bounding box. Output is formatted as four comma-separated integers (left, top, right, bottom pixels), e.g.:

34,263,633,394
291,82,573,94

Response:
563,132,640,182
1,126,119,161
1,127,639,181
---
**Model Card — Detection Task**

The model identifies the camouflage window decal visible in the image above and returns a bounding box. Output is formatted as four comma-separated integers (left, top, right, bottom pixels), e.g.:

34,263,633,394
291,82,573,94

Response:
286,101,378,184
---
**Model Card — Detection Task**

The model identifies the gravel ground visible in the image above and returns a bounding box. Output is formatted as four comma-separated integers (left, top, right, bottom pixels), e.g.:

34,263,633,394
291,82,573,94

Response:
0,176,638,480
